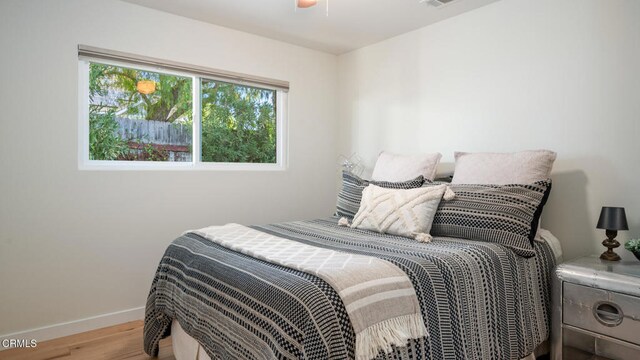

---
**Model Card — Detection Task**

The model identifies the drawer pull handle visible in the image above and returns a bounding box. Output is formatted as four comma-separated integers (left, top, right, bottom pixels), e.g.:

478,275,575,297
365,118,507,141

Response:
593,302,624,327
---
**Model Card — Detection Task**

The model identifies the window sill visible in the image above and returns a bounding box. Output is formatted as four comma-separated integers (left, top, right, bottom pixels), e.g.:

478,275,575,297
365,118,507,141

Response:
78,160,286,171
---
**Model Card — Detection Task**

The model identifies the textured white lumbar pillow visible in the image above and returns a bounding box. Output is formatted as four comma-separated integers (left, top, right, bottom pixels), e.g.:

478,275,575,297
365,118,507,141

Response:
349,184,454,242
451,149,556,184
371,151,442,182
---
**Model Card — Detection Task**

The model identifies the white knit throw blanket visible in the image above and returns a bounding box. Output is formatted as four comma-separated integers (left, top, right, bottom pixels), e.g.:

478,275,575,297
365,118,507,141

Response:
190,224,427,360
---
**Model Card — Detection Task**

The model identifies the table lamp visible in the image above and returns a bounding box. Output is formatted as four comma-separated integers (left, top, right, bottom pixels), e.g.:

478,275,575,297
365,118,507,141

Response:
596,206,628,261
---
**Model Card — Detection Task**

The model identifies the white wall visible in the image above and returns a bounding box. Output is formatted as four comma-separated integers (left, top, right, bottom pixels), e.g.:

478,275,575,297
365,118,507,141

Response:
0,0,338,336
2,0,639,341
338,0,640,261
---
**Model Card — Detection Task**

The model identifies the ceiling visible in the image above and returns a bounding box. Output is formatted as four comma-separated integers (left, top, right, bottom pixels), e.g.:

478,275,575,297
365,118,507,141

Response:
121,0,500,54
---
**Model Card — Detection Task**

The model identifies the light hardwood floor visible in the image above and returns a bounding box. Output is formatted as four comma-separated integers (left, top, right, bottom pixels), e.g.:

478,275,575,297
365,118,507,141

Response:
0,321,174,360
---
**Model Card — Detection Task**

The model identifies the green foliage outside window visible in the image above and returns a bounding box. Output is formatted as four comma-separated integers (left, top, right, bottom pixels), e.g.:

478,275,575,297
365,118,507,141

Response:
201,81,276,163
87,62,277,163
89,63,193,123
89,110,128,160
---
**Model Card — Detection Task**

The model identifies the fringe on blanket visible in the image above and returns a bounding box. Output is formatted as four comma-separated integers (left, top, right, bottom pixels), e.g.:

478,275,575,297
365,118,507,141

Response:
355,314,428,360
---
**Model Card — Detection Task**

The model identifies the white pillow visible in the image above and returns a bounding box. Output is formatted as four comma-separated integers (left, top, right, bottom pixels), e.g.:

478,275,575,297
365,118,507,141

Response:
371,151,442,182
350,184,453,242
451,150,556,184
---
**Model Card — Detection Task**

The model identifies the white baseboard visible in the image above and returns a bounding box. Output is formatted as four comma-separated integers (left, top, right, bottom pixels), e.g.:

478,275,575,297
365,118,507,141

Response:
0,306,145,351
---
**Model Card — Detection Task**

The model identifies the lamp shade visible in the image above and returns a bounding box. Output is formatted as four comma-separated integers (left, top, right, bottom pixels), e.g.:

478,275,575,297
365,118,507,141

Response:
596,207,629,230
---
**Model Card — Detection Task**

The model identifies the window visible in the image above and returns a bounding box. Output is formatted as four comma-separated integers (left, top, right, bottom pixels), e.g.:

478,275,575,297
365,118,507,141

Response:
78,46,288,170
200,80,277,164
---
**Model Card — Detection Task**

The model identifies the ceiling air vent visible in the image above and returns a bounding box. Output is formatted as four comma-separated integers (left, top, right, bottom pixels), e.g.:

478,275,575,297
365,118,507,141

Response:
420,0,459,8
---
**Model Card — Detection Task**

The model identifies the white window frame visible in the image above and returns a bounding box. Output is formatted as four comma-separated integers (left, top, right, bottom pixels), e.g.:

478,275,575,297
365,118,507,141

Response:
78,57,288,171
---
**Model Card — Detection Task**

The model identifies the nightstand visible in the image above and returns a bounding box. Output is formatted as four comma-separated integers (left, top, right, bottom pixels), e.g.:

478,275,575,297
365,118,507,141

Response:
551,255,640,360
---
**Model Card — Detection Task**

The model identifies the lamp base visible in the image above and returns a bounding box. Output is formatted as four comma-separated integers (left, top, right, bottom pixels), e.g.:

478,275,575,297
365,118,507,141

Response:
600,230,621,262
600,249,621,261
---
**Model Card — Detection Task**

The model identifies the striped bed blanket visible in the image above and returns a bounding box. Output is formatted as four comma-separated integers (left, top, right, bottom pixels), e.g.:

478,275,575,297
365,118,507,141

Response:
144,217,556,360
191,224,426,360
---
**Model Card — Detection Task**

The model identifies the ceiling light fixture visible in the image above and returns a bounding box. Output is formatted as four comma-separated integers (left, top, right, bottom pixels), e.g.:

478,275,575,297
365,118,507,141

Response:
297,0,317,8
295,0,328,16
419,0,458,8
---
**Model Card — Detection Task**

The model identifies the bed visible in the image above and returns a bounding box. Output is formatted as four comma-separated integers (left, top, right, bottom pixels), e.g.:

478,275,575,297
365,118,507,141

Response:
143,217,560,360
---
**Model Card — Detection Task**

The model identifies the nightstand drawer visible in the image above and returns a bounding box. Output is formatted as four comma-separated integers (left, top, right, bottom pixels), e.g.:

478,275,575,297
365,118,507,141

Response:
563,282,640,346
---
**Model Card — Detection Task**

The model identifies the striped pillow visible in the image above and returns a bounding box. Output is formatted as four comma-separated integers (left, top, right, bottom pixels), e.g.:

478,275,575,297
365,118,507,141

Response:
424,180,552,257
336,171,424,219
